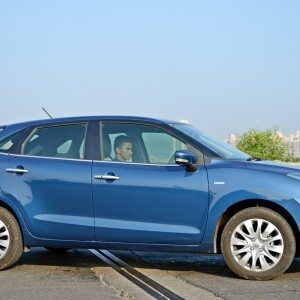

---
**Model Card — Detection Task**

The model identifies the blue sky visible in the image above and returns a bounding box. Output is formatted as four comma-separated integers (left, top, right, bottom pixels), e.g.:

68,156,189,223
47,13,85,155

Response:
1,1,299,137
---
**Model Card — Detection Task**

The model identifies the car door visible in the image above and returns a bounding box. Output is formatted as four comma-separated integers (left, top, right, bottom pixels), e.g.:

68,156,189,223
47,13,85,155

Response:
0,122,94,241
92,121,209,245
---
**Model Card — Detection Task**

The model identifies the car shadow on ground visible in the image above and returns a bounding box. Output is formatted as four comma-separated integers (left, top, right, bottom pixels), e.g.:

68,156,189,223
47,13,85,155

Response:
12,248,300,280
11,248,106,271
117,251,300,280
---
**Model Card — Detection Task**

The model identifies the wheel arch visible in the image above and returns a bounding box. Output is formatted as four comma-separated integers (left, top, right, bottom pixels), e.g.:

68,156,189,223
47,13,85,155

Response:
214,199,300,256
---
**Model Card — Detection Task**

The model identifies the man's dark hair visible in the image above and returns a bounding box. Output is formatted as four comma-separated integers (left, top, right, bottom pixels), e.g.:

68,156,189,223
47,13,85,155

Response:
114,135,131,151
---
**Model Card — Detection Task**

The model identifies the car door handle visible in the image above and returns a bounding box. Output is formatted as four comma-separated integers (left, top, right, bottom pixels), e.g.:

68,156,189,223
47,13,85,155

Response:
94,175,120,180
6,168,28,174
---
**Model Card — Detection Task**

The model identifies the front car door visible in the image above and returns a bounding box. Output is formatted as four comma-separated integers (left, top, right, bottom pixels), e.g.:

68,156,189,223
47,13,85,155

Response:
92,121,209,245
0,122,94,241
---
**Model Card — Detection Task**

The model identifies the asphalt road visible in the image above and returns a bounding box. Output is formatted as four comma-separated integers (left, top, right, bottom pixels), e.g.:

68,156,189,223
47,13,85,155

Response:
0,248,299,300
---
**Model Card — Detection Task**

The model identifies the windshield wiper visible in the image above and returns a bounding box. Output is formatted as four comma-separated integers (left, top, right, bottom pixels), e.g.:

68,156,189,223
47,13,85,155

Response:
247,156,262,161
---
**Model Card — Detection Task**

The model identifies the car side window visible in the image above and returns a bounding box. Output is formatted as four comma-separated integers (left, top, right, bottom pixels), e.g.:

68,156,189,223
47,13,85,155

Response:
0,130,24,153
142,132,187,164
22,123,87,159
101,123,187,165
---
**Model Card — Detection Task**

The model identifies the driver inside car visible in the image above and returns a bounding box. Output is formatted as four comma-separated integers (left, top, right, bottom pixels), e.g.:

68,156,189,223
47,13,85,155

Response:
113,135,133,162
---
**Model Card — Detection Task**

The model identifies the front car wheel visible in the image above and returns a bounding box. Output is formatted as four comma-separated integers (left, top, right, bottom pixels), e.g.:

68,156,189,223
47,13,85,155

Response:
221,207,296,280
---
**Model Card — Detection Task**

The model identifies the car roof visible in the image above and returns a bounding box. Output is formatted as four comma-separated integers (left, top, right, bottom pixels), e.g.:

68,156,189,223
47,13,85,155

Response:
2,115,184,135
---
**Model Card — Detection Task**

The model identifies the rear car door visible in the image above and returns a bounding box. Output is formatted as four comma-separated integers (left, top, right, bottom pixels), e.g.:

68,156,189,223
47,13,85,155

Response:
0,122,94,240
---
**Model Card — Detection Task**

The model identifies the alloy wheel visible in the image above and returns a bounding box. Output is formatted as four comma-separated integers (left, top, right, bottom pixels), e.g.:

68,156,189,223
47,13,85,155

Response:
0,219,10,259
230,218,284,272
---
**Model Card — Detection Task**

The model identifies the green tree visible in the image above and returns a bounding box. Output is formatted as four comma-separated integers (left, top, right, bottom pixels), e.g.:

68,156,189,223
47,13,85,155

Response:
237,128,291,161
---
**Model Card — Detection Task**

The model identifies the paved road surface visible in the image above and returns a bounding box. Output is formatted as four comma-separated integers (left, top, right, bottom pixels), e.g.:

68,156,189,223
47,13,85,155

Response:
0,248,299,300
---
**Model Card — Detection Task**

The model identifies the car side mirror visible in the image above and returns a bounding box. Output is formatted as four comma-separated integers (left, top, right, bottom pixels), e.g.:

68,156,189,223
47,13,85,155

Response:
175,150,198,172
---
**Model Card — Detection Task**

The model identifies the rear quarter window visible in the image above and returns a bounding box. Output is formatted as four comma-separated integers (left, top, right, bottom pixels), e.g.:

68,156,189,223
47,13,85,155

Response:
0,130,23,153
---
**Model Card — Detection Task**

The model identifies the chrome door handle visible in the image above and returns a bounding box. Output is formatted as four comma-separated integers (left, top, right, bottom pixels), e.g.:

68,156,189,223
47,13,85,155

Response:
6,168,28,174
94,175,120,180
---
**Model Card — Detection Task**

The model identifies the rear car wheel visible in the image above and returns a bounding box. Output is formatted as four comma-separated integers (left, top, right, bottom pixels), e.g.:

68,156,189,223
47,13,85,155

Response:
221,207,296,280
0,207,23,270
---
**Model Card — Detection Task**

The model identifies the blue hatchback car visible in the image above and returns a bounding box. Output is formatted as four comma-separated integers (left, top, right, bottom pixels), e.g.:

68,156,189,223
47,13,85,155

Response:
0,116,299,280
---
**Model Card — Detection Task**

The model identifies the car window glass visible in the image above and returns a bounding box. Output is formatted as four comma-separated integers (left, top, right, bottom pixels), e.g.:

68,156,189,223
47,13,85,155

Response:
142,132,187,164
57,140,72,154
101,123,187,165
29,134,39,142
22,123,87,159
79,139,85,159
0,131,23,153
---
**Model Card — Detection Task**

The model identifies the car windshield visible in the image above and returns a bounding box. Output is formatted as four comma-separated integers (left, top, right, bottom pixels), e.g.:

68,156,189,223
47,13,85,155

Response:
173,124,250,160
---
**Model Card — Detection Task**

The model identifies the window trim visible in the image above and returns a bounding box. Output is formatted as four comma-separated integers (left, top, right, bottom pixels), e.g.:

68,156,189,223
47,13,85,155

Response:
8,153,92,163
92,158,182,167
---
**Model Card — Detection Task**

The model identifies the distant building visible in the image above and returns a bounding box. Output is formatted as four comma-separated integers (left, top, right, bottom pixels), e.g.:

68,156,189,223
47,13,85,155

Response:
285,130,300,157
222,133,239,147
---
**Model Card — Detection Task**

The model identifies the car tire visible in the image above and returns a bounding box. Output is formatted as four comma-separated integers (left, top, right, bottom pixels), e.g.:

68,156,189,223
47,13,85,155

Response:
0,207,23,270
45,247,70,253
221,207,296,280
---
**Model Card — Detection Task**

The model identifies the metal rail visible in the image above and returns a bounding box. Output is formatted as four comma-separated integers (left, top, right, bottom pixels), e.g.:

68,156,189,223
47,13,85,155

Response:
90,249,184,300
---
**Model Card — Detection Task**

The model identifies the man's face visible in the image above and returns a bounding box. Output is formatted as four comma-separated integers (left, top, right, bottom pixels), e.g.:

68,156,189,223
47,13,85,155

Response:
116,142,133,161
